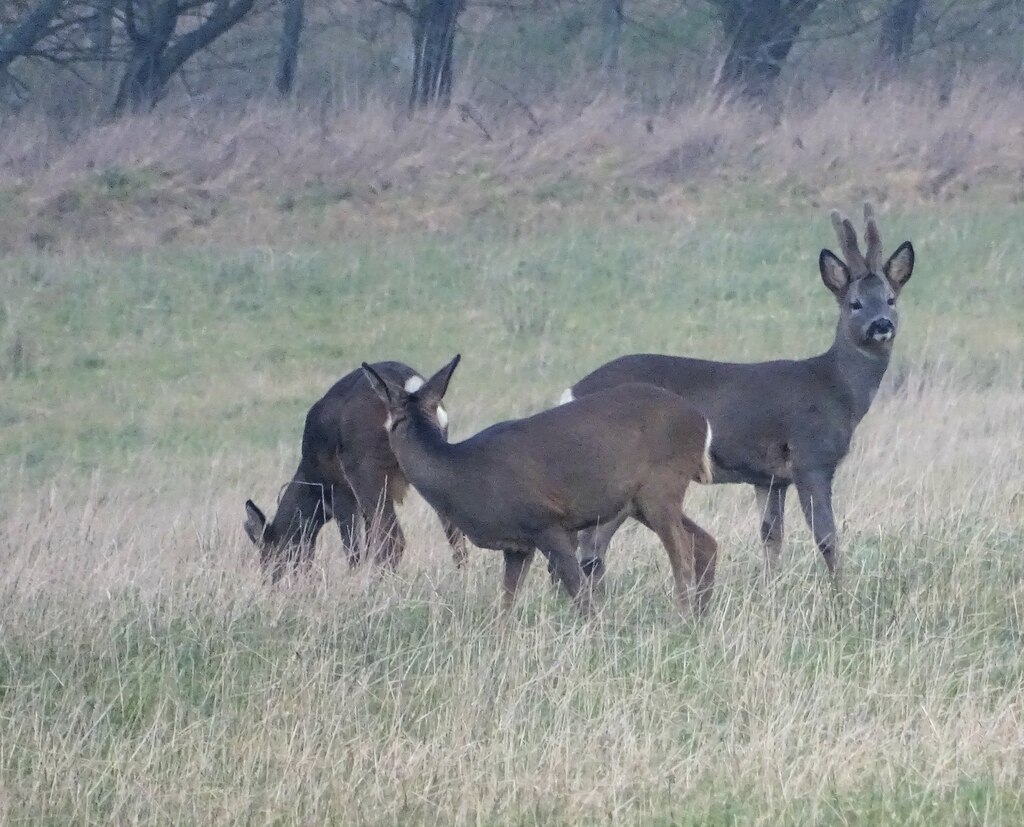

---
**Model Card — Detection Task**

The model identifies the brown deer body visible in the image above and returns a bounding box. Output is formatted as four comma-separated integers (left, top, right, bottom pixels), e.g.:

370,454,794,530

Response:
244,361,467,581
362,356,717,616
565,206,915,586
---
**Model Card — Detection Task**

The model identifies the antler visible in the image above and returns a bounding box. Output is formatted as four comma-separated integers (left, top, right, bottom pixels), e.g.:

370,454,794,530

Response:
829,208,869,276
862,203,883,273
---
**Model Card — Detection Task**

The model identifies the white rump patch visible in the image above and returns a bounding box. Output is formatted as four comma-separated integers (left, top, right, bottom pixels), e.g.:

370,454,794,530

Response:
558,388,574,406
404,375,425,393
436,404,449,429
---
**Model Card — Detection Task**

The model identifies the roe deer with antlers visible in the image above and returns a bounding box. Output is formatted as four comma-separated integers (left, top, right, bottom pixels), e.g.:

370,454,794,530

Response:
563,205,915,587
362,355,717,616
244,361,467,582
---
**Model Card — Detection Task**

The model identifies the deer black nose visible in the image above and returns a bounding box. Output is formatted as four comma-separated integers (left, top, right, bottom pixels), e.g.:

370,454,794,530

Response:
867,318,895,340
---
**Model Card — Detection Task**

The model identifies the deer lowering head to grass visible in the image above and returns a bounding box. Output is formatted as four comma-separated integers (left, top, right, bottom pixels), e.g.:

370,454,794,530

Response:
565,204,915,588
362,355,717,617
244,361,466,582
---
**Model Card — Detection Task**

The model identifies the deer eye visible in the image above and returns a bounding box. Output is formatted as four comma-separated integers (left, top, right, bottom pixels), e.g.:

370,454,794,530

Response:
849,300,863,311
887,297,895,306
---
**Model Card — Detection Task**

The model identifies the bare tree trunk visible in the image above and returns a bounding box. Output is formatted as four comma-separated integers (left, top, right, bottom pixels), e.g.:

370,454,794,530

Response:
112,0,178,114
714,0,822,99
0,0,66,74
89,0,115,62
600,0,624,76
275,0,304,96
112,0,256,114
878,0,922,70
409,0,462,109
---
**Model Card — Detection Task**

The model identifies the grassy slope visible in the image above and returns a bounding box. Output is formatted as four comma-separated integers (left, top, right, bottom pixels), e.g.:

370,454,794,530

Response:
1,196,1023,823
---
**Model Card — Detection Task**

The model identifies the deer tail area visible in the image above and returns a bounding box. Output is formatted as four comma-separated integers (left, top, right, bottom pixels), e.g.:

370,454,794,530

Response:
695,420,714,485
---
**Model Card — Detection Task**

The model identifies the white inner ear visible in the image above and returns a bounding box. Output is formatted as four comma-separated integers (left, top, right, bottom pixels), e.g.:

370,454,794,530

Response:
436,404,449,429
404,376,425,393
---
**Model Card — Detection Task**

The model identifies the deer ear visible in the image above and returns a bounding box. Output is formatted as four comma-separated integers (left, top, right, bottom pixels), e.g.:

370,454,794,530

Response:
819,249,851,296
362,363,399,405
244,500,267,546
422,354,461,403
883,241,914,294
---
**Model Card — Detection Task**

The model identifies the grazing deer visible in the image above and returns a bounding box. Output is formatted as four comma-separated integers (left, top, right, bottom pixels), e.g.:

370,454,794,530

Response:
563,205,915,587
243,361,467,582
362,355,717,616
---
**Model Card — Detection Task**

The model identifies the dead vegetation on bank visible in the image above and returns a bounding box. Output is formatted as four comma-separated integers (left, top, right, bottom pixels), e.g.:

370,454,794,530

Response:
1,74,1022,251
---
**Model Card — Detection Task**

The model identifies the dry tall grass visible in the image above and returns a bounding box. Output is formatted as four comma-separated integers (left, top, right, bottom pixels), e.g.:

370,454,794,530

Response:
1,76,1023,821
1,74,1023,251
2,351,1022,823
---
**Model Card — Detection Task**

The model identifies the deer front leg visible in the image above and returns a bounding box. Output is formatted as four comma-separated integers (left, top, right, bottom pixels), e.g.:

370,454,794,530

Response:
793,468,841,587
502,549,535,614
576,510,631,587
753,481,788,578
538,529,593,616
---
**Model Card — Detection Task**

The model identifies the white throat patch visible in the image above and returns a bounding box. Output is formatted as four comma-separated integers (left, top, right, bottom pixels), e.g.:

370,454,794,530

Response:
404,375,425,393
436,404,449,429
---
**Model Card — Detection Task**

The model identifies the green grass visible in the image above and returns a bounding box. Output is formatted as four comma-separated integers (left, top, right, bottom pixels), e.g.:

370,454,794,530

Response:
2,202,1021,479
0,199,1022,823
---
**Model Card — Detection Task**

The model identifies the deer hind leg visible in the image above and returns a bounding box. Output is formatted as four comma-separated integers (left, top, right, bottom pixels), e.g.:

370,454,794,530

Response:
440,516,469,568
682,515,718,614
793,468,841,587
640,487,697,617
501,549,535,613
754,482,788,579
346,465,406,569
537,529,593,616
331,483,363,567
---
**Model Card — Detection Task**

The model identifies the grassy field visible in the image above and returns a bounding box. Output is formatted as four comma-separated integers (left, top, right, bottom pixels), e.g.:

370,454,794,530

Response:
1,196,1023,823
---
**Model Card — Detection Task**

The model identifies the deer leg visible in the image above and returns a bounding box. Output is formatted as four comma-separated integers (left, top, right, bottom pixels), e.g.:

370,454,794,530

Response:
346,466,406,569
501,549,535,613
753,482,788,578
537,529,592,616
547,531,578,586
577,510,631,588
682,515,718,614
642,494,697,617
793,468,841,586
440,516,469,568
331,483,363,567
368,498,405,569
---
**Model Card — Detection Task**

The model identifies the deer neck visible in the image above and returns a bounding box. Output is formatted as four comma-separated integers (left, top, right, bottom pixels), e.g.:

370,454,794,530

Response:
275,472,331,545
390,415,458,502
825,322,892,424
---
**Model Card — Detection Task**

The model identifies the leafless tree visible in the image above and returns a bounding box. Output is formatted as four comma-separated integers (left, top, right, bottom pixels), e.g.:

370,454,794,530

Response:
112,0,257,114
710,0,825,98
0,0,68,77
408,0,463,108
877,0,921,69
275,0,303,95
600,0,624,75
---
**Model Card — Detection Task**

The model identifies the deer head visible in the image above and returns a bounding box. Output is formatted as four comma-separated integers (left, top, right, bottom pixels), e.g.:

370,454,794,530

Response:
819,203,915,352
361,355,458,440
243,482,331,578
